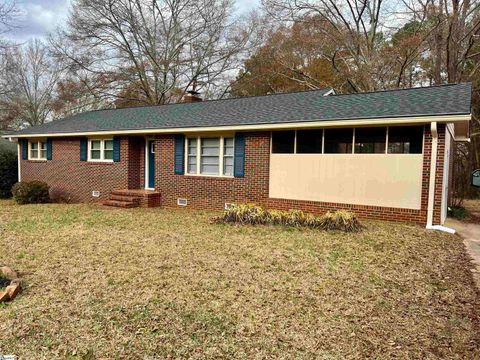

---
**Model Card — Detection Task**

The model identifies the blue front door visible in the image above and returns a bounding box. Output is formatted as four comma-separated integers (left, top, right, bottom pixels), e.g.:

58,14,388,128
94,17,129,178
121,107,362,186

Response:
148,140,155,189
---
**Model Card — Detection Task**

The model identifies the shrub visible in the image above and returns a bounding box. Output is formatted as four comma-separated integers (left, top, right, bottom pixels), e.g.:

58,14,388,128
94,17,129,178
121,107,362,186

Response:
11,181,50,204
0,150,18,198
214,204,363,232
448,206,468,220
318,210,363,232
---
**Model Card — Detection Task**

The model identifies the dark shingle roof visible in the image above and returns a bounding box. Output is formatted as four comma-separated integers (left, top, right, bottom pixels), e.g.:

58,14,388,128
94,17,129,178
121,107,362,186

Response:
10,83,472,136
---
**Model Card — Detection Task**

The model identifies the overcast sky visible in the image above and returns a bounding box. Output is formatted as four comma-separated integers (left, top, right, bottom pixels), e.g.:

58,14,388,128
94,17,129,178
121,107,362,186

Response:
7,0,261,42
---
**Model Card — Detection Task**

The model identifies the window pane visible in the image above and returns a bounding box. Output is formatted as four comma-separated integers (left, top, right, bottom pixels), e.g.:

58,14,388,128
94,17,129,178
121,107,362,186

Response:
40,142,47,150
388,126,423,154
91,150,101,160
201,156,219,175
272,131,295,153
200,138,219,174
91,140,101,150
223,156,233,176
324,129,353,153
40,150,47,159
201,138,220,156
187,138,197,155
30,142,38,158
223,137,234,176
224,138,234,155
104,150,113,160
187,139,197,174
187,157,197,174
297,130,323,153
355,127,386,154
104,140,113,150
201,162,219,174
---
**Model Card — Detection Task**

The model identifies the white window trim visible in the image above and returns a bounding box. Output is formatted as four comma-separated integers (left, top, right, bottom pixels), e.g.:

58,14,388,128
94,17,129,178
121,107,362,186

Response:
87,138,114,162
28,140,47,161
185,136,235,178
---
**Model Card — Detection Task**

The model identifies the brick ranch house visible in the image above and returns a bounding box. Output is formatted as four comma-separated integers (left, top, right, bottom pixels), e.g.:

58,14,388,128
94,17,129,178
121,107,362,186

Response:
3,83,472,227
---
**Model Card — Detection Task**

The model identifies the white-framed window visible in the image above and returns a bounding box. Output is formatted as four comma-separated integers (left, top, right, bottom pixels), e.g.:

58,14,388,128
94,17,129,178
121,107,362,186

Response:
88,139,114,162
186,136,234,177
271,126,424,155
28,140,47,160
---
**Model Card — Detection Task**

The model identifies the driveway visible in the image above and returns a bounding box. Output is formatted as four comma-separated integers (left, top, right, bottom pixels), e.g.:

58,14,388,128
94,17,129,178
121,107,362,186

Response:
446,200,480,289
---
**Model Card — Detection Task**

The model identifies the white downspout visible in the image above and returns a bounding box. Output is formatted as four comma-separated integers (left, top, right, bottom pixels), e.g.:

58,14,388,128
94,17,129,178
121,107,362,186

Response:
425,122,455,234
15,140,21,182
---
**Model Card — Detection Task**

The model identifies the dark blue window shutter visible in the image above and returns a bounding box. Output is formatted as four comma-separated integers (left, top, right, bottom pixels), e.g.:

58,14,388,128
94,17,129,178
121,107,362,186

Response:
21,139,28,160
234,133,245,177
80,138,87,161
46,138,52,160
174,135,185,174
113,137,121,162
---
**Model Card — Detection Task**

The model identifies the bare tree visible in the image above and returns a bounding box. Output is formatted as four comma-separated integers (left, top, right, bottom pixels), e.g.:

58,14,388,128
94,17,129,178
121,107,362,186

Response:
0,39,61,129
0,0,19,36
50,0,261,105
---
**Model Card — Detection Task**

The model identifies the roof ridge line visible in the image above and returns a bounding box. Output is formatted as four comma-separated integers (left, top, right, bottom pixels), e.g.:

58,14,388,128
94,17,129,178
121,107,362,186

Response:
328,82,470,98
84,87,333,114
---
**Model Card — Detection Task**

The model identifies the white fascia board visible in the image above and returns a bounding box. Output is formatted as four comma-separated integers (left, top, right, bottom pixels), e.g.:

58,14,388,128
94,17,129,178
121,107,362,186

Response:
2,114,472,139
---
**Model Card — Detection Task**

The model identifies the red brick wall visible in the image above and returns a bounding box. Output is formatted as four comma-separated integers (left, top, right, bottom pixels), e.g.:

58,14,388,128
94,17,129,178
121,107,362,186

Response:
20,136,144,203
154,133,270,208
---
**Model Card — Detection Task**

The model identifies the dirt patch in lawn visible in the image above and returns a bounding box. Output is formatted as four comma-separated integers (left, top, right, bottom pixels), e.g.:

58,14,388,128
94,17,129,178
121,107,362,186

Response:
0,200,479,359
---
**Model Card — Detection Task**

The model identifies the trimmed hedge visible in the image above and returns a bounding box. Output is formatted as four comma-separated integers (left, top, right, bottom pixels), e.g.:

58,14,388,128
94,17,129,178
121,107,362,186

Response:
213,204,363,232
12,181,50,204
0,150,18,198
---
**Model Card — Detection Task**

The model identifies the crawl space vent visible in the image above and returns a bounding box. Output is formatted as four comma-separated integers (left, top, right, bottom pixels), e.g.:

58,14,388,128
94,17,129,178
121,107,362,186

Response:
177,198,188,206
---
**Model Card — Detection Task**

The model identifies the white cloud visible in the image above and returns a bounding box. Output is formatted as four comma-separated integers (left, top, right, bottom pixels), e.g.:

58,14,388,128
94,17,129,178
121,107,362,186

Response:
6,0,70,42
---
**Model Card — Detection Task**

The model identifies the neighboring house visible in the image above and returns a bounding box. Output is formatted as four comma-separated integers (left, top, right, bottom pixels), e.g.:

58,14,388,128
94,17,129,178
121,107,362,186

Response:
2,84,472,227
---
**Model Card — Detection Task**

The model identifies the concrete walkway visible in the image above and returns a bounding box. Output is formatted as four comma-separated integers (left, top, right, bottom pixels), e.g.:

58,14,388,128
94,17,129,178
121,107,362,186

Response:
445,201,480,289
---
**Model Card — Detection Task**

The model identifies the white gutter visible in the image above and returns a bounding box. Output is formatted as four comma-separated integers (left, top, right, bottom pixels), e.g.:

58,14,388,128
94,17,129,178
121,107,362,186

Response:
1,114,472,139
426,122,438,228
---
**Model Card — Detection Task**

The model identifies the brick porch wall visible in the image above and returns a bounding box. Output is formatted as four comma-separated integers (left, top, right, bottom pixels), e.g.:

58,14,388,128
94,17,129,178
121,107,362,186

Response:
154,125,445,225
20,136,145,203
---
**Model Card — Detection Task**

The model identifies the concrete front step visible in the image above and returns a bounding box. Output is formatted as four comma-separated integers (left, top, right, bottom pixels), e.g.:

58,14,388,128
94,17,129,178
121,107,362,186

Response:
103,199,138,208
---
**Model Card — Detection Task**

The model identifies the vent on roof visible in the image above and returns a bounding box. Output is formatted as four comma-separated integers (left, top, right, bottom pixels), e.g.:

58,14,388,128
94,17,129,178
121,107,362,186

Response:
177,198,188,206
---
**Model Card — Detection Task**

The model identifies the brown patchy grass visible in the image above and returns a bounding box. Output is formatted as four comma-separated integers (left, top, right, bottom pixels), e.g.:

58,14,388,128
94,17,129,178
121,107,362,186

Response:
0,200,479,359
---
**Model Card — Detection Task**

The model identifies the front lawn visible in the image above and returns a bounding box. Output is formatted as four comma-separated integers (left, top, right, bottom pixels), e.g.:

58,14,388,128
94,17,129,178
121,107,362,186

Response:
0,201,479,359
